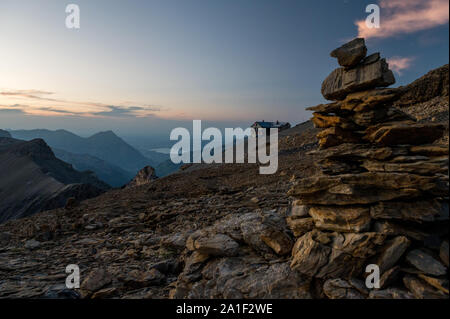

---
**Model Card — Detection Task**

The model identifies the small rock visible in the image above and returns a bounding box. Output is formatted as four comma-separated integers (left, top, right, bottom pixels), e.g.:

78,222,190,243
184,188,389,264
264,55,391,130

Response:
323,278,365,299
43,284,80,299
80,268,112,297
379,266,400,289
91,287,117,299
192,233,240,257
24,239,41,250
369,288,414,299
120,269,165,289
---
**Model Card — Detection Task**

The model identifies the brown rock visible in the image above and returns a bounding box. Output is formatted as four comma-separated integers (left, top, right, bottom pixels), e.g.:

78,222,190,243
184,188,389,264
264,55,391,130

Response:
192,234,240,257
364,122,445,145
308,143,405,161
409,145,449,157
290,231,384,279
368,288,414,299
306,102,341,114
403,275,448,299
340,88,400,112
119,269,165,288
376,236,410,273
317,127,361,148
417,274,449,294
80,268,112,297
379,266,401,288
290,231,332,277
370,200,448,223
260,230,293,256
373,220,429,241
91,287,118,299
308,206,371,233
312,113,357,130
321,59,395,100
361,157,448,175
323,278,365,299
329,232,385,258
286,217,314,237
127,166,157,187
288,172,446,206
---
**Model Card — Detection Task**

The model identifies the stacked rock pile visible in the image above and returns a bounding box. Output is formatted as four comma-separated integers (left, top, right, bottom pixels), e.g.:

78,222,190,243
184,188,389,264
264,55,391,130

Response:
287,38,449,299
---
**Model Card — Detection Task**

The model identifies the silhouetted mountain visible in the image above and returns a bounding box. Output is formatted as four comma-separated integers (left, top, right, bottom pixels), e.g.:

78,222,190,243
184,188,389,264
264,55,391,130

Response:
0,129,11,138
53,148,134,188
0,137,109,223
9,129,157,175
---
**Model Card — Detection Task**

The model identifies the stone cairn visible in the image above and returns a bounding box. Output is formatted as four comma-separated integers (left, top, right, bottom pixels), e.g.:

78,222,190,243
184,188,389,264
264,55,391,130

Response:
287,38,449,299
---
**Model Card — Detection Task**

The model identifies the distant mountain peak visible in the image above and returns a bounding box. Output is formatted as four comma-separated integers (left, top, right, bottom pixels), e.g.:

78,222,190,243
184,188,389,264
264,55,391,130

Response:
89,130,120,140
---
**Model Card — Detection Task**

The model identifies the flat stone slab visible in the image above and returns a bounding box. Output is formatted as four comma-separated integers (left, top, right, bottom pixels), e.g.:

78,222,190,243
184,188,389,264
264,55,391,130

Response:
321,59,395,100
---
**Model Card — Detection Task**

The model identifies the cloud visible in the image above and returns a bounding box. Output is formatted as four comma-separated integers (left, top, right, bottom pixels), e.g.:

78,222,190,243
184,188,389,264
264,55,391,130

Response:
0,108,26,114
36,107,83,115
356,0,449,39
0,89,165,119
92,105,162,118
387,56,415,75
0,90,57,101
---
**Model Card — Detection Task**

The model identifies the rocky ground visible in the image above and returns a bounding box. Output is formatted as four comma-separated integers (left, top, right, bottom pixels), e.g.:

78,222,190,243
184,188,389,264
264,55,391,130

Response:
0,43,448,298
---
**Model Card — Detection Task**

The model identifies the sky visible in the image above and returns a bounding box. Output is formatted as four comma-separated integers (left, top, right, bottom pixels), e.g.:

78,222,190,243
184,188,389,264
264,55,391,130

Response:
0,0,448,144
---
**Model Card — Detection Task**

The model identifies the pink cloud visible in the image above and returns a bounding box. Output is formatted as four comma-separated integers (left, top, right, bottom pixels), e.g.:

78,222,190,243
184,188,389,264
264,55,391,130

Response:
356,0,449,39
387,56,415,75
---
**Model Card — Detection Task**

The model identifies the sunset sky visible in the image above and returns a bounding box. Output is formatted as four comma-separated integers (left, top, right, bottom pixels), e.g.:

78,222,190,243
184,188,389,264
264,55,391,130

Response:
0,0,448,138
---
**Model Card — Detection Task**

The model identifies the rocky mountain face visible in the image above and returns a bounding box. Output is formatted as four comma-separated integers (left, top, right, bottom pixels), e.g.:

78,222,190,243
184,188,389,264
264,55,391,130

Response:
0,39,447,299
8,129,162,178
0,137,109,223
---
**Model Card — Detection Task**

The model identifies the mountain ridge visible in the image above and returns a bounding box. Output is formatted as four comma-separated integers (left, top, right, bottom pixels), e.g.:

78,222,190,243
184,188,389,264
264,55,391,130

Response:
0,137,109,223
8,129,162,176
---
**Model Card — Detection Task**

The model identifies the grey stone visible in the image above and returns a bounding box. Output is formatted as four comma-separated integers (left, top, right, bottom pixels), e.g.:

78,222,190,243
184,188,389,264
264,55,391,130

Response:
330,38,367,68
321,59,395,100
